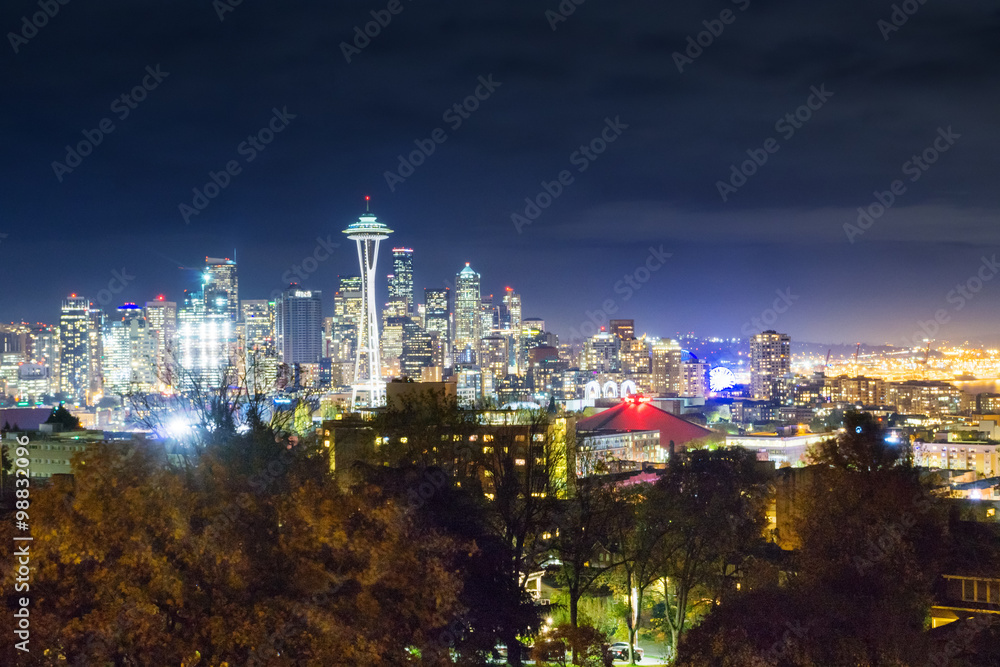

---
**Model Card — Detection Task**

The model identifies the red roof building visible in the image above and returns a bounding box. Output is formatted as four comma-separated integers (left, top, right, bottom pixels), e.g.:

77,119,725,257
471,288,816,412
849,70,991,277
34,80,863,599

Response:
576,397,715,474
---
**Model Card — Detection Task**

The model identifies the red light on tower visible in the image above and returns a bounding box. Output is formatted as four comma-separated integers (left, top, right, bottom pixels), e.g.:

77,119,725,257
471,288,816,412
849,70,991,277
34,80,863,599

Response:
157,295,165,301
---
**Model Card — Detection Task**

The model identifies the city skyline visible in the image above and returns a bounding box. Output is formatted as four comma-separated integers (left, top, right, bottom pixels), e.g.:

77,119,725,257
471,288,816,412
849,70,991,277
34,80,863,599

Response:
3,1,1000,345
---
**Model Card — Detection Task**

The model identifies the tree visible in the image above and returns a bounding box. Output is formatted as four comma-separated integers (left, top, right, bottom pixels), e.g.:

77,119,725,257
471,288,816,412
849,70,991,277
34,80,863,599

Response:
790,411,946,665
652,447,771,661
1,422,467,664
45,405,81,430
602,481,680,665
361,393,556,666
551,476,619,663
683,413,949,665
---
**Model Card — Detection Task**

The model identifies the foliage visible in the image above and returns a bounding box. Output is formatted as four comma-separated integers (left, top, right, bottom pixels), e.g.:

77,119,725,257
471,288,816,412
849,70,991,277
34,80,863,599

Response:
0,425,466,665
682,412,949,666
44,405,80,430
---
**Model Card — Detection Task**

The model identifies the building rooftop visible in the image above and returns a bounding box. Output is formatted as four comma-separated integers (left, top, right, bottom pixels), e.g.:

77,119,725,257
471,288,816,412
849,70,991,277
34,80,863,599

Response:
576,398,714,444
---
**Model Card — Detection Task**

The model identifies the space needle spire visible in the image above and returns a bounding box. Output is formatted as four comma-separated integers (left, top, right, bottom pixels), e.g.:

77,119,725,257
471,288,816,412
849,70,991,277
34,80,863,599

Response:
343,196,393,408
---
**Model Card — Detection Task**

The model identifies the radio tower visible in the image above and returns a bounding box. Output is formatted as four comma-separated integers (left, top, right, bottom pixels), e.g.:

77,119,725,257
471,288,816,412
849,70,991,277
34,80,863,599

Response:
343,196,393,408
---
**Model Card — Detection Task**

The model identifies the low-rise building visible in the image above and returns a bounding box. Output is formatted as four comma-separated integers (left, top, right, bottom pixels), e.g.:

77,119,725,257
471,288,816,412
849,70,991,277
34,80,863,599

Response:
575,395,715,474
914,441,998,478
725,431,835,468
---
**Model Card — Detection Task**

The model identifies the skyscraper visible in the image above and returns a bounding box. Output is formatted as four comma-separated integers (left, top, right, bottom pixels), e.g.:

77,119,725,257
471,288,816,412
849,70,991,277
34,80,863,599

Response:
502,287,522,374
609,319,635,341
146,296,177,389
454,263,481,364
59,295,91,403
275,285,323,364
204,257,239,321
88,304,104,400
332,275,362,363
389,247,414,315
103,304,156,395
177,288,235,391
424,287,450,368
28,324,59,396
651,338,683,395
750,330,791,401
343,200,392,408
242,299,278,394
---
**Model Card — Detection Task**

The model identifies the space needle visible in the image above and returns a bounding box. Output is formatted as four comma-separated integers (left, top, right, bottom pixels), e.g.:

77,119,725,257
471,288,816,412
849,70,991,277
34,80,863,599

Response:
343,196,393,408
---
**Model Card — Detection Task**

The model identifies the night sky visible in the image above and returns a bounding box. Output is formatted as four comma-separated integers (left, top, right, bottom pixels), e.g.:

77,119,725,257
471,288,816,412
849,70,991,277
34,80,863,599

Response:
3,0,1000,346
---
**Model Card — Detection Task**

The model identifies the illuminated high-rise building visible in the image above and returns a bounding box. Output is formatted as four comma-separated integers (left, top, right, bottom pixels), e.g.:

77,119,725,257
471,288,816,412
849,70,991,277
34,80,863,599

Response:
177,289,235,391
620,336,651,375
609,319,635,341
103,304,156,395
28,324,59,395
275,285,323,364
502,287,522,374
389,247,414,315
750,330,791,401
480,334,509,387
651,338,683,395
204,257,239,321
381,316,409,378
241,299,278,394
454,263,481,364
581,332,617,374
400,320,435,379
682,360,709,398
343,199,392,408
333,276,362,363
145,297,177,389
59,295,91,403
424,287,450,367
88,305,104,400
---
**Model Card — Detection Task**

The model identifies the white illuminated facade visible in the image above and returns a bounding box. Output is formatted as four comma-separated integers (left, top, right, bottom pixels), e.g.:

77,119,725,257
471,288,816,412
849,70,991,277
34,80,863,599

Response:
343,199,393,408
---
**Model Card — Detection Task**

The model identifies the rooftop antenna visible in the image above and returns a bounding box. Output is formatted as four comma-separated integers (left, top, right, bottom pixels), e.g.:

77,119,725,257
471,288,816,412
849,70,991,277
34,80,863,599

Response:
365,195,370,212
